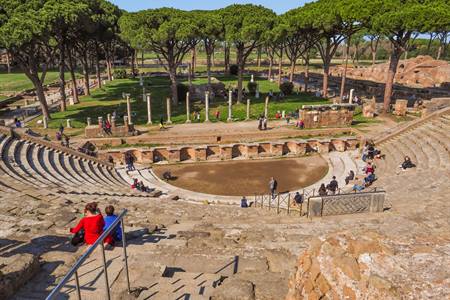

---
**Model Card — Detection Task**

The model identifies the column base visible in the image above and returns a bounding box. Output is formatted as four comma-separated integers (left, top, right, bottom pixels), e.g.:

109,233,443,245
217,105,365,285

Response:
147,121,153,125
227,118,232,122
204,119,210,123
166,120,172,125
185,120,192,123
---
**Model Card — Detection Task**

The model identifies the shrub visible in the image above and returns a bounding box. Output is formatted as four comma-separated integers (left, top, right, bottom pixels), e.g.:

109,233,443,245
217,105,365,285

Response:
247,81,258,96
230,64,239,76
113,69,127,79
280,81,294,96
177,83,189,102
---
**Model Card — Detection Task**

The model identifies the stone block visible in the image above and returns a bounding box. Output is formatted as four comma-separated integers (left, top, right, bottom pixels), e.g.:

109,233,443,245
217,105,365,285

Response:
195,146,207,161
394,99,408,116
270,142,284,156
246,144,259,159
331,139,346,152
220,145,233,160
297,141,307,155
168,148,181,163
345,138,359,150
317,140,330,153
140,149,154,163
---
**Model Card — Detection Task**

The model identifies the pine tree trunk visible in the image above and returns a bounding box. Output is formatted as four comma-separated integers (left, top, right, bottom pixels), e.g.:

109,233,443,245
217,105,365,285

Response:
224,42,230,74
237,49,244,104
278,48,283,87
6,52,11,74
340,41,351,100
58,42,67,112
322,61,330,98
383,49,402,113
268,56,273,80
169,66,178,105
67,48,79,104
82,52,90,96
304,57,309,92
207,51,212,92
289,58,296,82
95,43,102,88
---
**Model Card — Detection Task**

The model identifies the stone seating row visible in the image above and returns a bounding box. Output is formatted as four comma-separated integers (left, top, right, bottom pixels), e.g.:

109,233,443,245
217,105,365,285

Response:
0,134,163,199
375,114,450,176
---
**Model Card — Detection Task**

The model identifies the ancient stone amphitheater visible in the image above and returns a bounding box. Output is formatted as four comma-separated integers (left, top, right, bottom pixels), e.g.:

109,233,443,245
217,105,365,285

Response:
1,107,449,299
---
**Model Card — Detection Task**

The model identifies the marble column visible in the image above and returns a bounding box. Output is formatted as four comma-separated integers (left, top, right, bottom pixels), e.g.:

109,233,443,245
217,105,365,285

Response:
204,92,210,122
125,93,132,125
142,87,146,102
146,93,152,124
107,113,111,123
185,92,191,123
166,97,172,124
264,96,269,118
98,116,103,128
43,117,48,129
66,119,72,128
86,117,91,126
227,90,232,122
349,89,355,103
246,99,251,120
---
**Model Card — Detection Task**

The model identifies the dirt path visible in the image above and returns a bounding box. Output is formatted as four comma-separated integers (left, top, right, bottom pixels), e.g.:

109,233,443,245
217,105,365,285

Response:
153,155,328,196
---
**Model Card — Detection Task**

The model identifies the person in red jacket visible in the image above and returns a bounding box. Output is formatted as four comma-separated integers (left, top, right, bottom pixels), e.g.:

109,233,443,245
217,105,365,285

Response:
70,202,112,246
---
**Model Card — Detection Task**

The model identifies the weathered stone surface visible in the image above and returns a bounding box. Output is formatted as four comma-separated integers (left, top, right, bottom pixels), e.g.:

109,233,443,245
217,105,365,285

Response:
0,253,40,299
211,278,255,300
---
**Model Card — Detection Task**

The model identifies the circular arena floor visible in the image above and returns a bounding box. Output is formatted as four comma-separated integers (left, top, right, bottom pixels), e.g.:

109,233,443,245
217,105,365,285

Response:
153,155,329,196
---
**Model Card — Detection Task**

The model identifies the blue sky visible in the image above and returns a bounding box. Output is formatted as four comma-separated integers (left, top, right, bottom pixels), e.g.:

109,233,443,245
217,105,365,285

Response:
109,0,312,14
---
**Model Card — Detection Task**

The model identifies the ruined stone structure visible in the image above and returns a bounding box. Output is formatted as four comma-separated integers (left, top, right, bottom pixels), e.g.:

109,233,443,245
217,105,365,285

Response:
299,104,355,129
85,117,137,138
331,56,450,88
101,137,360,164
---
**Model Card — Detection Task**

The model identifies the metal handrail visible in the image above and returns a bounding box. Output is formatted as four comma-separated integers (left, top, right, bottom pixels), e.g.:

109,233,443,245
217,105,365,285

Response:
46,209,130,300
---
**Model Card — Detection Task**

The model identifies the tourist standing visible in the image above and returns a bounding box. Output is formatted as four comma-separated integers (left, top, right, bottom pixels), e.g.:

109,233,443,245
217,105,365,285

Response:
318,183,327,196
327,176,339,195
269,177,278,198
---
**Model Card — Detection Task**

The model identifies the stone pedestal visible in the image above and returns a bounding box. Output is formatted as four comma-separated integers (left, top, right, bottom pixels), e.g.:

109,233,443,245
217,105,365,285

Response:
166,97,172,124
86,117,91,126
66,119,72,129
204,92,210,122
363,99,376,118
394,99,408,116
185,92,191,123
227,90,232,122
146,93,152,125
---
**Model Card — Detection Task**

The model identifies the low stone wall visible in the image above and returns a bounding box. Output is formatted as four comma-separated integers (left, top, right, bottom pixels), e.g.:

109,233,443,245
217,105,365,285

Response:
99,137,360,164
300,107,354,129
307,191,385,217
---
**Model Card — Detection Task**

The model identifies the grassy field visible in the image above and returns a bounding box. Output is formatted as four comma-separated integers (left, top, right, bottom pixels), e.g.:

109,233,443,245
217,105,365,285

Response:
0,71,82,96
29,74,331,129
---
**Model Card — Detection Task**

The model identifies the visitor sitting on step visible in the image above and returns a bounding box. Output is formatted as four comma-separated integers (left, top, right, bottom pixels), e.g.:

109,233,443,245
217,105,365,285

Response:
326,176,338,195
70,202,112,246
163,171,173,181
400,156,416,170
318,183,327,196
14,118,22,128
131,178,138,189
364,172,376,186
104,205,122,245
345,170,355,185
294,192,303,205
352,180,365,192
241,196,248,208
363,162,375,175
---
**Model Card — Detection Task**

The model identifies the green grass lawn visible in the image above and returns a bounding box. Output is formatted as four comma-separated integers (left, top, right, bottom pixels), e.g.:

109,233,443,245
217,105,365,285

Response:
0,71,84,96
29,74,330,129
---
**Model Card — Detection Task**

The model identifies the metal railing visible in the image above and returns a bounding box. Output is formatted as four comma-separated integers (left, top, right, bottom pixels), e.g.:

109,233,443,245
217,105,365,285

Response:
46,209,130,300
